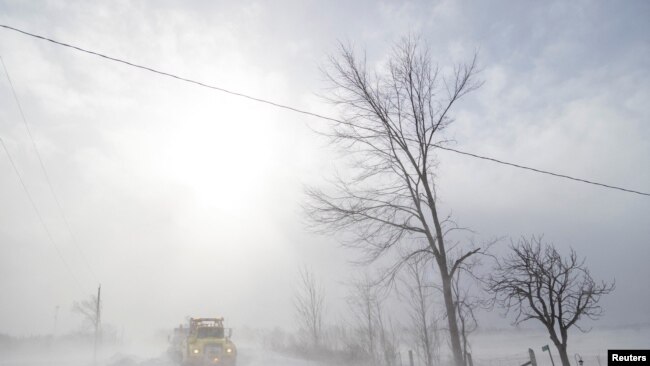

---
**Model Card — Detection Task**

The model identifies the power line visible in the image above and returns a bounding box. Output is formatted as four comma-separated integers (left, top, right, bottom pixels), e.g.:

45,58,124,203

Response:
0,24,341,124
0,136,86,293
435,146,649,196
1,23,648,197
1,56,99,283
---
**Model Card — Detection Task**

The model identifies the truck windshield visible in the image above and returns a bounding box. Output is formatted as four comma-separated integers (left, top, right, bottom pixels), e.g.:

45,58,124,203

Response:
197,327,224,338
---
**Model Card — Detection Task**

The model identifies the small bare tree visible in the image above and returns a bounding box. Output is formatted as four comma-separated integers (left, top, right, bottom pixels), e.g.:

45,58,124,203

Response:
306,36,482,366
72,288,103,364
293,267,326,349
400,254,440,366
375,304,399,366
486,236,615,366
347,274,380,364
346,274,399,365
72,293,101,333
452,269,482,366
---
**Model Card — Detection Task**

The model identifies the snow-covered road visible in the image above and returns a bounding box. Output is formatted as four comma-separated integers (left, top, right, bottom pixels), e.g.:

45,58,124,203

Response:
106,346,320,366
0,345,321,366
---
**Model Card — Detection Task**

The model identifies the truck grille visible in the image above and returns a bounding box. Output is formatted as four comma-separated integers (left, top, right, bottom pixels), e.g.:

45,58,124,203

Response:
204,344,223,356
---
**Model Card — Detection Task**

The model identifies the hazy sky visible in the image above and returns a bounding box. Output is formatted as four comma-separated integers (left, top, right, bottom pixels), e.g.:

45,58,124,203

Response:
0,0,648,340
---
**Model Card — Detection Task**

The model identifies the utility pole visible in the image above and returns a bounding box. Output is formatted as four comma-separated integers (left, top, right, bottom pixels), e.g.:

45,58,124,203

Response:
94,284,101,366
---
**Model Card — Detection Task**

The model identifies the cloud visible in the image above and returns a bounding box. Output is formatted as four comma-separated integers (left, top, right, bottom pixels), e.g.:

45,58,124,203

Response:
0,0,648,338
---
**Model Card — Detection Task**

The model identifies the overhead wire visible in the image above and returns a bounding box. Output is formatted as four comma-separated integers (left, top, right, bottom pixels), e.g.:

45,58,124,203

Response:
435,146,650,197
0,23,648,197
1,56,99,284
0,24,341,124
0,136,86,293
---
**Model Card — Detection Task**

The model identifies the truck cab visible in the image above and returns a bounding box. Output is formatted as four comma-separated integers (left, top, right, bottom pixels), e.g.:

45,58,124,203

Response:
176,317,237,366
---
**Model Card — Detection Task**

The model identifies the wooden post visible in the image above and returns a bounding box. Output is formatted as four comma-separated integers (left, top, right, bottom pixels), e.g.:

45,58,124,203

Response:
408,350,414,366
521,348,537,366
530,348,537,366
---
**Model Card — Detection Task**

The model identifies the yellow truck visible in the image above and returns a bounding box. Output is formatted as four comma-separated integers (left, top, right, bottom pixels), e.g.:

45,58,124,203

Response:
169,317,237,366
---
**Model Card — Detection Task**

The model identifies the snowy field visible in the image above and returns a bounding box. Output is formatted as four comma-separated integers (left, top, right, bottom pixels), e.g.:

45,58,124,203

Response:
1,325,648,366
468,326,650,366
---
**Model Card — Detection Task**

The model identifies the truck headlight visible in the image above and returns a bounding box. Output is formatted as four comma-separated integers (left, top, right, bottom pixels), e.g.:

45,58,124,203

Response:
226,347,232,353
193,348,200,354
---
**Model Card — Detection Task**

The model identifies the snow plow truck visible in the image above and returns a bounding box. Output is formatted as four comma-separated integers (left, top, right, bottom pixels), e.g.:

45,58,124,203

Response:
168,317,237,366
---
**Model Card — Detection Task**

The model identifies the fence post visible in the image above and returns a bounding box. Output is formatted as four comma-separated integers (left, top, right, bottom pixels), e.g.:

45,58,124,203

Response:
522,348,537,366
408,350,414,366
529,348,537,366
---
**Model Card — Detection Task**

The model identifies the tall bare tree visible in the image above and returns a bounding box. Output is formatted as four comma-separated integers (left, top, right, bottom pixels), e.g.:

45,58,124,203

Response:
486,236,615,366
293,267,326,349
306,37,481,366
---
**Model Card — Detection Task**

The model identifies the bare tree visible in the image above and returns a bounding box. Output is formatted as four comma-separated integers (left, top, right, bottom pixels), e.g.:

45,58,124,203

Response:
347,274,380,364
306,37,481,366
72,293,101,333
375,303,399,366
486,236,615,366
293,266,325,349
347,274,398,366
400,254,440,366
73,286,102,364
451,269,483,366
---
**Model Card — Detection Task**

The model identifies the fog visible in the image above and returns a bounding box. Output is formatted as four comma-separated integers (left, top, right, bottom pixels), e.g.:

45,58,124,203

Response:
0,1,648,365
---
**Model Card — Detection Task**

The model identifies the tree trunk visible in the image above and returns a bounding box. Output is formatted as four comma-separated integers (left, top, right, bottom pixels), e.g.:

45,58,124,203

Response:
440,269,464,366
555,343,570,366
461,319,469,366
426,176,464,366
